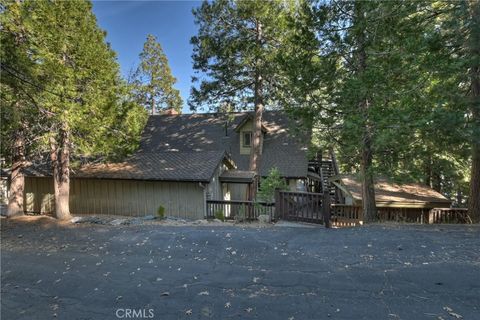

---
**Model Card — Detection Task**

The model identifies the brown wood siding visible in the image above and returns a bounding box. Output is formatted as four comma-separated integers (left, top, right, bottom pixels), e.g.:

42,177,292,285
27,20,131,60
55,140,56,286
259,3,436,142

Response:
24,177,205,219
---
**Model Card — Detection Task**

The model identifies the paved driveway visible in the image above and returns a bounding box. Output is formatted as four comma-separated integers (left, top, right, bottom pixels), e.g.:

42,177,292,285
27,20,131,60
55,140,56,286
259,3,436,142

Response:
1,217,479,320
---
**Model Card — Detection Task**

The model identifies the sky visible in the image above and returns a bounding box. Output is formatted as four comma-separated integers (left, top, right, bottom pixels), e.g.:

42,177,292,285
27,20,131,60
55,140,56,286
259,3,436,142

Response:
92,1,201,113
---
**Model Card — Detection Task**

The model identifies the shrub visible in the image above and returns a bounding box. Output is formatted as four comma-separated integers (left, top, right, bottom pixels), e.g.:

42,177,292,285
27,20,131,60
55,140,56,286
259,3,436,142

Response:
257,167,288,203
157,205,165,219
214,210,225,222
235,205,246,223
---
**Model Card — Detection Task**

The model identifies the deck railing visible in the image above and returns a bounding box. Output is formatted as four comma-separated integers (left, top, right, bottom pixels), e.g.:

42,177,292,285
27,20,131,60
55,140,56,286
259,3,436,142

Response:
428,208,470,224
331,204,363,226
207,199,470,225
206,200,275,221
330,205,471,225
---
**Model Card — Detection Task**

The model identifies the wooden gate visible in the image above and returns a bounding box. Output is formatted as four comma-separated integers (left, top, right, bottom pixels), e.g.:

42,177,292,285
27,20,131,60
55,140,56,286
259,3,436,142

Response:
275,190,329,224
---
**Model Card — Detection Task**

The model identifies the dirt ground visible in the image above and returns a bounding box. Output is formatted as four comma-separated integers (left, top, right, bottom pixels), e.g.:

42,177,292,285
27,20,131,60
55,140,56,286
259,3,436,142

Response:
1,216,479,320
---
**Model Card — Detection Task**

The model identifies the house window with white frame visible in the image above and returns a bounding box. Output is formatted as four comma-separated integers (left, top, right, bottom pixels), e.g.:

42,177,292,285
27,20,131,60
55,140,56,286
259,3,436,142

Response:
243,131,252,147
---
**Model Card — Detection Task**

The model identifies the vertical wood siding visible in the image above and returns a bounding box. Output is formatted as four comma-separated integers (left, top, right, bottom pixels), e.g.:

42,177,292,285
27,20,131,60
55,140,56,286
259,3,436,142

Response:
207,163,225,201
24,177,205,219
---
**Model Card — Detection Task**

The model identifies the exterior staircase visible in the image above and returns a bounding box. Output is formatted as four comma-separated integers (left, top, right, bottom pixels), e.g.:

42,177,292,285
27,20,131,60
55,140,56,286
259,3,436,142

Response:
308,150,344,204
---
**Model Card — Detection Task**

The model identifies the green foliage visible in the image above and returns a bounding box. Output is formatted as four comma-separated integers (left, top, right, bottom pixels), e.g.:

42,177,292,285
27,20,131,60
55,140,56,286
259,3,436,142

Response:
214,210,225,222
0,0,146,165
257,167,288,203
131,34,183,114
0,0,46,162
283,0,474,204
189,0,316,112
234,205,246,223
157,205,165,219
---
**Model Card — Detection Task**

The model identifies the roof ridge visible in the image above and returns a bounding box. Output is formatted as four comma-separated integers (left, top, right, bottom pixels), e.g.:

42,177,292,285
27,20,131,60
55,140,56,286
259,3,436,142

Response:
149,110,282,117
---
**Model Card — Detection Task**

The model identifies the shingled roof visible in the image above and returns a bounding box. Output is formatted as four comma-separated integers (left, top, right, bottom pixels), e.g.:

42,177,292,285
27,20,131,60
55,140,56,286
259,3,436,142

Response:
332,175,452,208
25,151,230,182
139,111,309,178
24,111,309,181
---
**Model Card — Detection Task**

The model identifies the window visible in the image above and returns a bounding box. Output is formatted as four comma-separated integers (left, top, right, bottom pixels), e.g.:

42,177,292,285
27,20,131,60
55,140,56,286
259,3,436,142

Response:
243,131,252,147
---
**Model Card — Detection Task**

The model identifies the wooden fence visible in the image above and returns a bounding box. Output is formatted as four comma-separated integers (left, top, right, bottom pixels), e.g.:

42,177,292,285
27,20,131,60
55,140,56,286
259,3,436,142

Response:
331,204,363,227
428,208,471,224
207,196,470,226
206,200,275,221
274,191,326,224
330,205,470,225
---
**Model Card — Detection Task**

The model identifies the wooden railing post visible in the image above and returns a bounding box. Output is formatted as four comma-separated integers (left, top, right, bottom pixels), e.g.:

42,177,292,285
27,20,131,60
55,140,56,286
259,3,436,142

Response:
322,190,331,228
274,188,280,220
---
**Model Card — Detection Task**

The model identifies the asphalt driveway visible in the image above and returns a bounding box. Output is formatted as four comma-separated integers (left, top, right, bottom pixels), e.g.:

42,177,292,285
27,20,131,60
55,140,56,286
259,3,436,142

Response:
1,217,479,320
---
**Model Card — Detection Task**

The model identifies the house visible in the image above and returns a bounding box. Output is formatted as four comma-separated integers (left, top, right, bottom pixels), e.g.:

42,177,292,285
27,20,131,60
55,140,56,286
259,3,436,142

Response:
23,111,310,219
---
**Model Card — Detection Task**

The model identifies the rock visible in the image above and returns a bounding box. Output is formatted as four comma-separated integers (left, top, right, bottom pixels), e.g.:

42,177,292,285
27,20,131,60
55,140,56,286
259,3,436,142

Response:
258,214,271,224
142,215,156,221
110,219,127,226
71,217,84,223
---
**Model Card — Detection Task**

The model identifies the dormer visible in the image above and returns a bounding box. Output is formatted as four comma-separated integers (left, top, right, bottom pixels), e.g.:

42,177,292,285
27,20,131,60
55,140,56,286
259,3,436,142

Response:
235,114,268,155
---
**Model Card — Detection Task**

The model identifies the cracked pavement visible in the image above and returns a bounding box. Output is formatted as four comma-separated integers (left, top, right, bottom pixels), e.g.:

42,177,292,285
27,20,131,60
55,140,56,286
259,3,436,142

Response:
1,217,479,319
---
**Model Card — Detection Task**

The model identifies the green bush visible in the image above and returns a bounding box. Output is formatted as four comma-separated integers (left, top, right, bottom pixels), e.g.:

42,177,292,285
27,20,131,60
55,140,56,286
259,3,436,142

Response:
157,205,165,219
214,210,225,222
235,205,246,223
257,167,288,203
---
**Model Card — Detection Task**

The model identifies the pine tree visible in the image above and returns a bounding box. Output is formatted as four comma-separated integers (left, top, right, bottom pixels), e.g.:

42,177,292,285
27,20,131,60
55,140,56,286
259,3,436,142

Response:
466,0,480,221
190,0,314,174
0,0,45,217
303,0,475,220
132,34,183,115
12,0,145,219
1,0,146,219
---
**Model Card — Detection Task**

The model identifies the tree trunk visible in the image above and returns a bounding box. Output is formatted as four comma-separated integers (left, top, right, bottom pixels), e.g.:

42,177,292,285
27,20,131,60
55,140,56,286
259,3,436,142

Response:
469,144,480,222
468,0,480,223
249,72,264,173
424,155,432,187
50,125,71,220
360,123,377,222
355,2,377,222
150,77,155,115
7,130,25,217
248,20,264,201
249,20,264,174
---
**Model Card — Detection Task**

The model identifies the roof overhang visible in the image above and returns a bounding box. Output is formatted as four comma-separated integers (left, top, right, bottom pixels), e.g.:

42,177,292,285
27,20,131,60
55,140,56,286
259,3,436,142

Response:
234,114,268,133
375,201,451,209
219,170,256,184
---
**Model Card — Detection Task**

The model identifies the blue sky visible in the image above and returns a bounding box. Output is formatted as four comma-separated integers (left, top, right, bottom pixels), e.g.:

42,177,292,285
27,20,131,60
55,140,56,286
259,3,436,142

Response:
92,1,201,113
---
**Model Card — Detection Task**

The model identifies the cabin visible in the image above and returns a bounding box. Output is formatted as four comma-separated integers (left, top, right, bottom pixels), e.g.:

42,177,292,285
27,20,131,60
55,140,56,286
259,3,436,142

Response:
23,111,310,219
21,110,463,223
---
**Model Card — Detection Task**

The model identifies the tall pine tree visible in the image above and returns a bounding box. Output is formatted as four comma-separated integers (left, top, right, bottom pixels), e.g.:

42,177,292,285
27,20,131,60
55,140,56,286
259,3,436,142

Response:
1,0,47,217
132,34,183,115
190,0,314,174
1,0,146,219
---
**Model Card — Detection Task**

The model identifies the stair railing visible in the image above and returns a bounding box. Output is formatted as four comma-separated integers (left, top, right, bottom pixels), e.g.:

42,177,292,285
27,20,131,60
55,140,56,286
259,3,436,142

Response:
319,163,327,194
329,149,345,204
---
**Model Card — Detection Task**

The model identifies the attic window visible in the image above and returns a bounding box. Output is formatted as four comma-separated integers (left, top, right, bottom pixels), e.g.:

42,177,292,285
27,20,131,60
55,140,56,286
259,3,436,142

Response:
243,131,252,147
